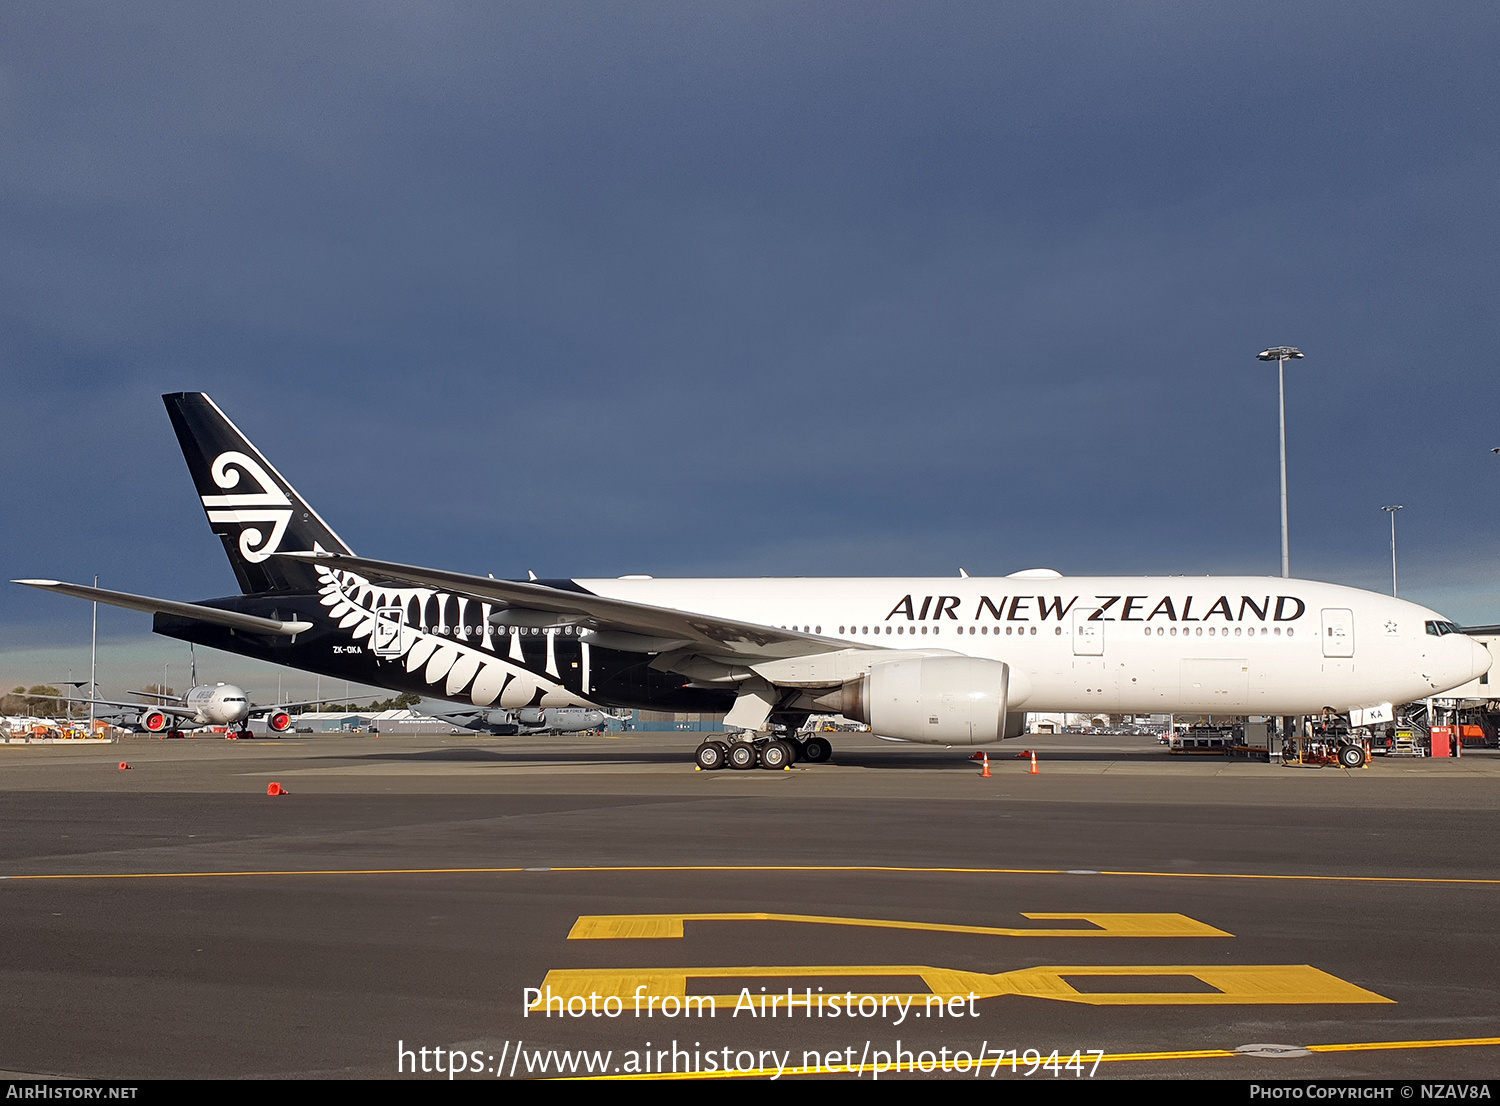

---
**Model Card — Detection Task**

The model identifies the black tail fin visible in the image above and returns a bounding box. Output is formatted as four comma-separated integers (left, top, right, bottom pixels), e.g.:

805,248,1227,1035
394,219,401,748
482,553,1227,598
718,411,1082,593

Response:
163,392,354,595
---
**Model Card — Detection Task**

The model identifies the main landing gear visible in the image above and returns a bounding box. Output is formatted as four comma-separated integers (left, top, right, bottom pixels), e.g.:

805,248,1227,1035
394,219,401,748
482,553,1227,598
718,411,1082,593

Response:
694,733,834,771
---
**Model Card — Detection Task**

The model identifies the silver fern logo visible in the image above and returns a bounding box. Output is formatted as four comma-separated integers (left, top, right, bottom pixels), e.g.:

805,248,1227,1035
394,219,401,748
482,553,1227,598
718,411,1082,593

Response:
200,450,293,563
316,565,592,710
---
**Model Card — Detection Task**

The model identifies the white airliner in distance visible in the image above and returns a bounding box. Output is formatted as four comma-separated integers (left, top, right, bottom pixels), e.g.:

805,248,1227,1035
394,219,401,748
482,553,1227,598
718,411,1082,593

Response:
15,393,1491,770
34,683,342,738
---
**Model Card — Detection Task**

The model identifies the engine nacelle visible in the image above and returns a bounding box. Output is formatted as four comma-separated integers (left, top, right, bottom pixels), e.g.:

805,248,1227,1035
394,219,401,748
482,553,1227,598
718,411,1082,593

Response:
516,707,544,726
829,656,1011,745
141,710,170,733
267,711,292,733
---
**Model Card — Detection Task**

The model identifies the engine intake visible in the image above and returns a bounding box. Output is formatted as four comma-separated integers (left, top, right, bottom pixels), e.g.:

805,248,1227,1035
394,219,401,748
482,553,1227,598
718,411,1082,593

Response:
823,656,1011,745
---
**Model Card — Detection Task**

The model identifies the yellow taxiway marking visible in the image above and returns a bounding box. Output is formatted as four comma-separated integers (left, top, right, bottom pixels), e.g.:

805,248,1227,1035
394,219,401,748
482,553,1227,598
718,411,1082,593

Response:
567,1036,1500,1080
1,863,1496,886
534,962,1390,1007
0,867,530,880
568,911,1232,940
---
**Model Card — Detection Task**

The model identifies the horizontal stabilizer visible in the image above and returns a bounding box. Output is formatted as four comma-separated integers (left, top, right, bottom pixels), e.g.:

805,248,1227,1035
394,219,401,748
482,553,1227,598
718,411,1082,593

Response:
14,580,313,636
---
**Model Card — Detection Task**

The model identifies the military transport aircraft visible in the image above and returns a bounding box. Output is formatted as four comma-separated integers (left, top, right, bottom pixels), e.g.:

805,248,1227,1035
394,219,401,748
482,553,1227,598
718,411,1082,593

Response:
424,704,623,736
16,393,1491,770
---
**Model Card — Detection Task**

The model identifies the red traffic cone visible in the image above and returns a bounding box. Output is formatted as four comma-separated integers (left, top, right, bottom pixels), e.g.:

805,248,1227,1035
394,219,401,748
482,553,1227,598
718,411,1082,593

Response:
118,762,130,770
980,752,992,778
1029,750,1040,775
267,782,286,796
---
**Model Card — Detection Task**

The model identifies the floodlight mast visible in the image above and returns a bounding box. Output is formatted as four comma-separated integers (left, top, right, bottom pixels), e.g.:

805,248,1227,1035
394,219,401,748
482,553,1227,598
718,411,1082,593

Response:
1257,346,1304,578
1381,506,1403,597
89,574,97,739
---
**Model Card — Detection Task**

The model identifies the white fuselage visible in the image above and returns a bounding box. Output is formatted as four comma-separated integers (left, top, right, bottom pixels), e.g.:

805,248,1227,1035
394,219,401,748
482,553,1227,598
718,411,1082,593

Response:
181,684,252,726
576,574,1490,716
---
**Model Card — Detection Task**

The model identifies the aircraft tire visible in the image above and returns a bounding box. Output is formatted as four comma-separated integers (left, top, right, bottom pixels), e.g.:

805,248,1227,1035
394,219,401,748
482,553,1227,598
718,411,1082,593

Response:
695,741,728,771
1338,743,1366,769
759,740,792,770
727,742,759,770
801,737,833,763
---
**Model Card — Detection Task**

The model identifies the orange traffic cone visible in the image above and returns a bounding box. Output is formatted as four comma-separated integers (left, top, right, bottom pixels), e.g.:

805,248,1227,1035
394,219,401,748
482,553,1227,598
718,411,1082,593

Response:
267,782,286,796
1029,750,1040,775
980,752,991,778
118,762,130,770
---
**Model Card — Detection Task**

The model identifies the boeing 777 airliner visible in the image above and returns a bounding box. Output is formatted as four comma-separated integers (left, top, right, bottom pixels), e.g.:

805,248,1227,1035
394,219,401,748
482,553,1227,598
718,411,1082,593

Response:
17,393,1490,769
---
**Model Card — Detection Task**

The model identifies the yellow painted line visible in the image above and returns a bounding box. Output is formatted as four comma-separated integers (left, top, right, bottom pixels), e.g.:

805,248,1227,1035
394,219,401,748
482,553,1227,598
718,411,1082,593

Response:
547,865,1500,887
534,962,1391,1007
565,1037,1500,1080
0,867,529,880
568,911,1232,940
1,863,1496,885
1307,1035,1500,1054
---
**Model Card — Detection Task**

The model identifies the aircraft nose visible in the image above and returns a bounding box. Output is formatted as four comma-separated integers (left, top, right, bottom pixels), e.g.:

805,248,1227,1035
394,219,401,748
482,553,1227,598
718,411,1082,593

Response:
1470,637,1493,681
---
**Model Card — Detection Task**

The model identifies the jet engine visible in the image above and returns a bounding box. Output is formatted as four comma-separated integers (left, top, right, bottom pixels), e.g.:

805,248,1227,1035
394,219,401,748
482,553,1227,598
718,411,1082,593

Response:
267,711,292,733
819,656,1014,745
141,710,170,733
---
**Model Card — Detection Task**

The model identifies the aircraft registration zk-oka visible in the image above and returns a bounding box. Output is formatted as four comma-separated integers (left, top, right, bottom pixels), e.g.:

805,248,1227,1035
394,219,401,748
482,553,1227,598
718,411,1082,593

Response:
17,393,1491,770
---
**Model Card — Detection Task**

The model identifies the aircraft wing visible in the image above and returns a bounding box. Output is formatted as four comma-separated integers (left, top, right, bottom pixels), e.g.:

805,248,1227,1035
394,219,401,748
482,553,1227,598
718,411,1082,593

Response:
14,580,315,636
247,697,352,715
25,692,196,718
277,551,873,663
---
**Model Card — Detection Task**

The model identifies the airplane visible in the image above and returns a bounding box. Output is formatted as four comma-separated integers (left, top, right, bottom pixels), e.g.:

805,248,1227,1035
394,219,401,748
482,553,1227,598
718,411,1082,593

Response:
15,391,1492,771
415,702,622,736
29,684,343,739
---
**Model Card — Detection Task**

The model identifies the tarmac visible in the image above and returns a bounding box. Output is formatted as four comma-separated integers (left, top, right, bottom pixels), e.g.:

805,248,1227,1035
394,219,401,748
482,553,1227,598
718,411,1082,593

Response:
1,730,1497,1081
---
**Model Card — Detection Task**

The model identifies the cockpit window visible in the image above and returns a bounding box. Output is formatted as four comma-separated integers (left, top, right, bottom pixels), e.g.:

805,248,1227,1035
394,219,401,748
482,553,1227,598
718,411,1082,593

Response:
1425,620,1460,636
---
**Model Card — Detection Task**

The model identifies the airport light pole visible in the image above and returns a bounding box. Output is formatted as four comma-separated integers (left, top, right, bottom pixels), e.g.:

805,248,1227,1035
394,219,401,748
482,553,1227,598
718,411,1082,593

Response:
1258,346,1304,578
1381,506,1403,596
89,575,98,738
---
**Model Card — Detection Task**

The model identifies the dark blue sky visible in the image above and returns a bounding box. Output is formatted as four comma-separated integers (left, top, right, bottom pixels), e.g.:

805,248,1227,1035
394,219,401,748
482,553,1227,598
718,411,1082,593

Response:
5,3,1499,688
